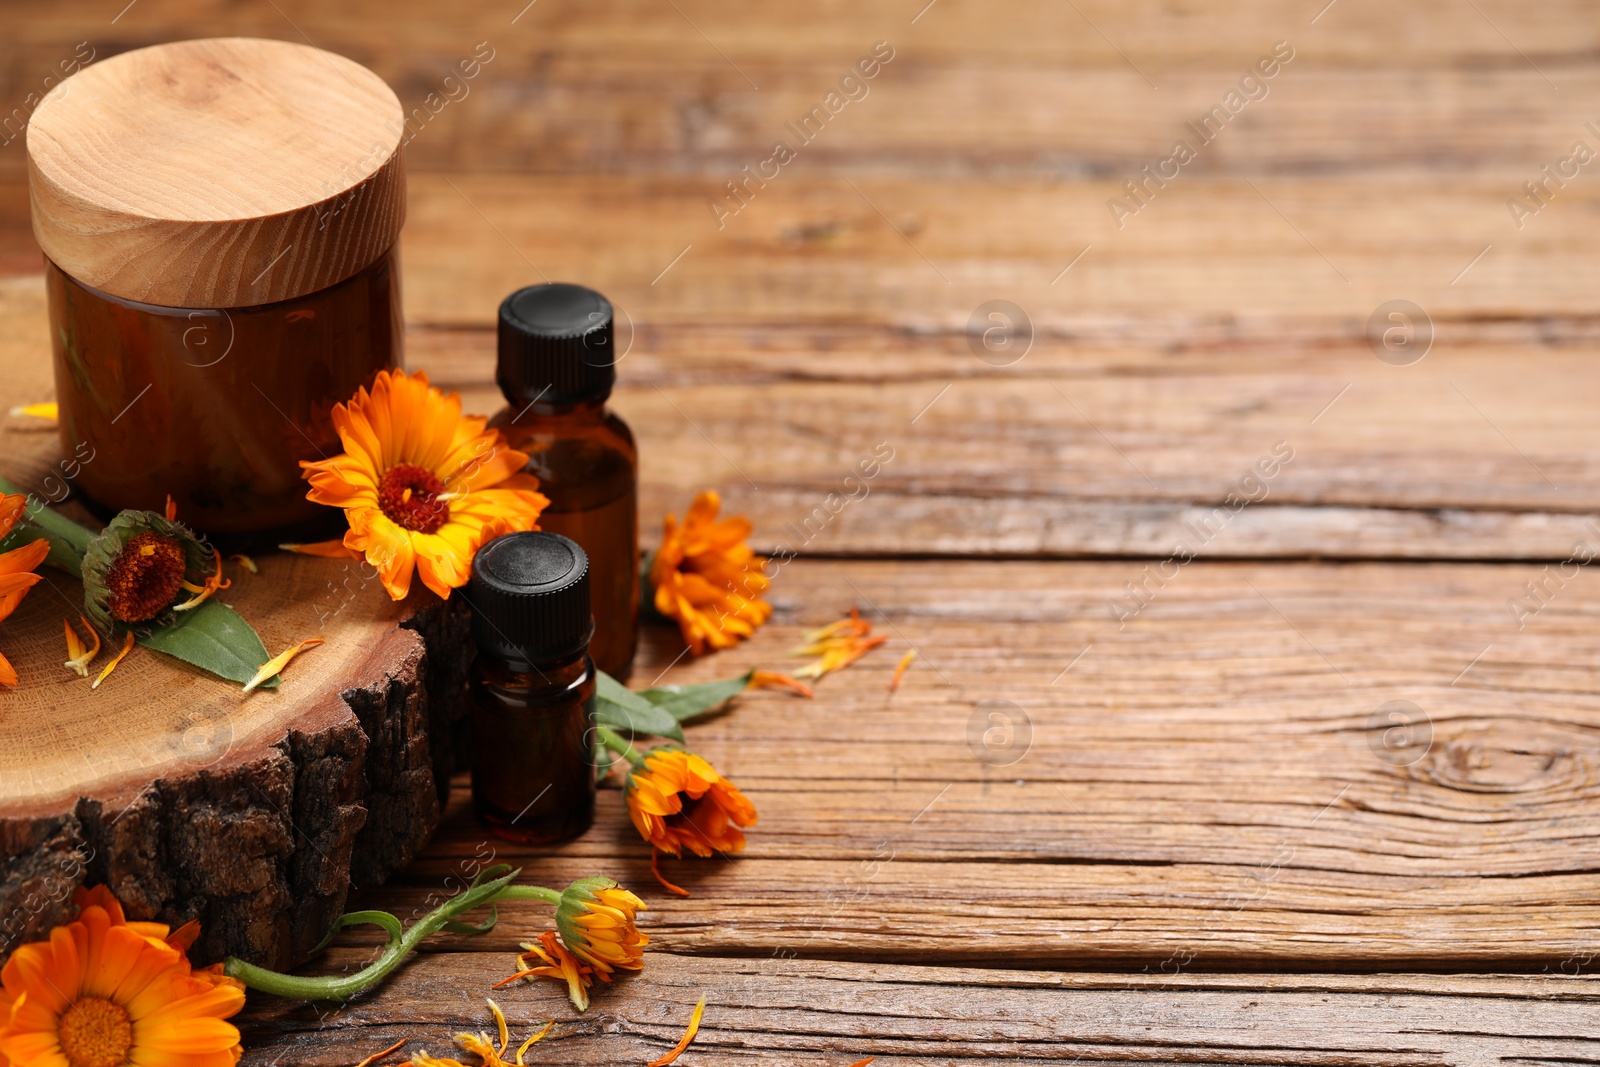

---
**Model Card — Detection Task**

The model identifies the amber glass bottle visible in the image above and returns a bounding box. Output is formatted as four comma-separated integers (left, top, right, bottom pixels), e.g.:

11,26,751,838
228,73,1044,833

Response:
467,531,597,845
490,284,638,681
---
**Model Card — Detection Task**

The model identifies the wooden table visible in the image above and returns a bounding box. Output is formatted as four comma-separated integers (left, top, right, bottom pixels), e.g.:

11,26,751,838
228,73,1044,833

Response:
6,1,1600,1061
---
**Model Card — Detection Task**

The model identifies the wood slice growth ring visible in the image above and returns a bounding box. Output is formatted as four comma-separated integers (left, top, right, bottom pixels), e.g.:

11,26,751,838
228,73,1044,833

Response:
0,278,462,969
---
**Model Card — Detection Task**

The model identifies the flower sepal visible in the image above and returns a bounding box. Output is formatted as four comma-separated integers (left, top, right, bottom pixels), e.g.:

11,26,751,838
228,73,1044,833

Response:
81,509,214,634
80,509,278,687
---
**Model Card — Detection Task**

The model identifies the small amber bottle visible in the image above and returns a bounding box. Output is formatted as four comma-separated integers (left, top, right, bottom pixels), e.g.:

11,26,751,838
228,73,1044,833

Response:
490,283,639,681
467,531,597,845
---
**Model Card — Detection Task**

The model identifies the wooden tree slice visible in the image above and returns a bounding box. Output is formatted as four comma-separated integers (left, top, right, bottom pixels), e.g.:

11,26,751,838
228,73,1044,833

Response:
0,275,466,969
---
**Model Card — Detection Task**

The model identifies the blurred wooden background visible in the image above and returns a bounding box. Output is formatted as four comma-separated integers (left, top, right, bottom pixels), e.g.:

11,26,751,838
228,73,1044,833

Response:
6,1,1600,1063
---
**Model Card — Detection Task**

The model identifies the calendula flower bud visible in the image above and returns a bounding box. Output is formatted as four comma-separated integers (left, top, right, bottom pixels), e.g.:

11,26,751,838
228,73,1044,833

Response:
555,876,648,978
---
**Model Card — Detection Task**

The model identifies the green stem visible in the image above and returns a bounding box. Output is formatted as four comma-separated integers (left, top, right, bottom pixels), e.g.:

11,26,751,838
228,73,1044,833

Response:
595,725,643,764
496,885,562,906
0,476,94,574
223,865,563,1002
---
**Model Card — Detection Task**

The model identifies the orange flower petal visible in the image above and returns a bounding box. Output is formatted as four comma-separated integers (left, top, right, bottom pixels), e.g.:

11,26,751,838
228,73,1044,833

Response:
243,637,325,693
646,996,705,1067
748,670,813,698
354,1038,409,1067
0,493,27,540
91,632,136,691
279,539,362,560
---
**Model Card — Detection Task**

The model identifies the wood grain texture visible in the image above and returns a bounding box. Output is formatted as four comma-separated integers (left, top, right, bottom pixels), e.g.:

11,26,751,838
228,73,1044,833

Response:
1,1,1597,180
204,556,1600,970
1,1,1594,1061
26,37,405,306
236,954,1600,1067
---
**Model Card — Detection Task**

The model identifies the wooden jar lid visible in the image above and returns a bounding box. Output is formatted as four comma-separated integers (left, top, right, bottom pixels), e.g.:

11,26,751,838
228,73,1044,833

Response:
26,37,406,308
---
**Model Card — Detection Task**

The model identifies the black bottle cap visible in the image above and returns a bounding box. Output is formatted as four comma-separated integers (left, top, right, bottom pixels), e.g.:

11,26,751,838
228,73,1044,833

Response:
467,532,593,665
497,283,616,406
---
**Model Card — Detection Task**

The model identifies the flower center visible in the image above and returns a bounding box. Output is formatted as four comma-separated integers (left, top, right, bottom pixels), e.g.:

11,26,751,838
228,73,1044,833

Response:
377,463,450,534
57,996,133,1067
106,532,187,622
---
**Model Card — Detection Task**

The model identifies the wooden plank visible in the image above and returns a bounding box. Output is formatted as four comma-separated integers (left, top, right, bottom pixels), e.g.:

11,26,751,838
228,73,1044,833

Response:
234,951,1600,1066
6,270,1599,560
180,555,1600,970
2,2,1594,178
392,175,1599,327
8,171,1600,326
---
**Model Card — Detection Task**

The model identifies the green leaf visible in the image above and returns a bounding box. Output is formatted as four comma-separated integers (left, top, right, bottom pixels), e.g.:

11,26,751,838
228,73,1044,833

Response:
639,671,754,724
594,671,682,741
138,599,279,688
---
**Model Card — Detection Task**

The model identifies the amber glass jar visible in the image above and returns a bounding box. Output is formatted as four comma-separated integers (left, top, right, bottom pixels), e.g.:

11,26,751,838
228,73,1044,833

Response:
467,532,598,845
491,284,639,680
26,38,407,540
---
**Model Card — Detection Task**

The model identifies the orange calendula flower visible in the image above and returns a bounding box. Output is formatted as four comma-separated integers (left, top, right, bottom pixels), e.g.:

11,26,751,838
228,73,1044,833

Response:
625,747,758,860
555,877,648,979
791,607,888,680
298,369,549,601
0,494,49,687
650,491,772,655
0,885,244,1067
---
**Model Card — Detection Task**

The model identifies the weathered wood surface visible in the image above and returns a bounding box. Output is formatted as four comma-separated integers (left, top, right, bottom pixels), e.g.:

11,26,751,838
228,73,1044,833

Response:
5,261,1599,560
234,955,1600,1067
246,556,1600,969
1,0,1595,1063
2,1,1598,180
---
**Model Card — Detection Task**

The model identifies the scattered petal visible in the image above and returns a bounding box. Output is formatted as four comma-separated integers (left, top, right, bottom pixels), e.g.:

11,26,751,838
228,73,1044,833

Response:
92,631,136,690
515,1021,554,1064
650,851,691,898
748,669,814,698
847,1059,876,1067
491,968,540,990
10,402,57,421
243,637,325,693
488,999,510,1056
646,996,705,1067
164,494,178,521
228,553,260,574
888,650,917,692
354,1038,409,1067
791,608,887,680
281,539,363,559
409,1053,471,1067
515,931,596,1012
63,614,101,676
175,547,232,611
